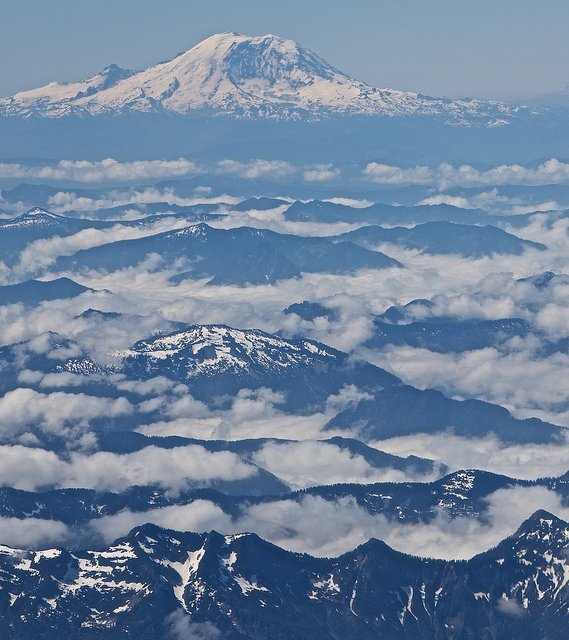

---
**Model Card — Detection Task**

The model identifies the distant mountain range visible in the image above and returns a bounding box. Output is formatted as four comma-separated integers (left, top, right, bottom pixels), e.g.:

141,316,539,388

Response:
336,221,545,257
119,324,563,443
2,463,568,529
54,222,402,285
2,25,569,640
0,207,218,267
358,273,569,355
0,33,522,125
2,36,568,164
1,511,568,639
0,206,542,285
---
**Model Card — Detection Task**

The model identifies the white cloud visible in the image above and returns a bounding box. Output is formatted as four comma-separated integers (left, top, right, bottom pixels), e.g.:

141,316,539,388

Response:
418,190,562,216
45,187,241,214
86,485,569,560
209,202,364,238
138,385,370,442
0,444,257,492
363,163,434,185
0,517,68,549
216,159,295,179
91,500,233,543
364,158,569,189
10,219,195,280
362,345,569,425
165,611,222,640
535,303,569,339
372,432,569,479
303,164,340,182
250,440,436,489
61,446,256,492
0,388,133,442
324,197,374,208
0,158,199,182
418,194,473,208
496,598,525,617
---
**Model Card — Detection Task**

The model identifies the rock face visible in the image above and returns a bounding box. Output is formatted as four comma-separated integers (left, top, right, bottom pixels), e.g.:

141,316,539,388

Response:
0,33,520,124
0,511,568,639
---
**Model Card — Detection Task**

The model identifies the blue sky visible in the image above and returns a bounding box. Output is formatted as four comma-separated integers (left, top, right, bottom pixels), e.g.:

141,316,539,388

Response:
2,0,568,99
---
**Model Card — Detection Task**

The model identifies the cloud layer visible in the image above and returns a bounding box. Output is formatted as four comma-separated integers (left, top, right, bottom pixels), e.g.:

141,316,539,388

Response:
0,158,568,563
87,485,569,560
0,444,257,492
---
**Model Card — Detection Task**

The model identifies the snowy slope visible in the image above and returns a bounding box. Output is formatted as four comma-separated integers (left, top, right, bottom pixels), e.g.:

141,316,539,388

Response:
0,64,134,117
0,33,521,123
120,324,341,378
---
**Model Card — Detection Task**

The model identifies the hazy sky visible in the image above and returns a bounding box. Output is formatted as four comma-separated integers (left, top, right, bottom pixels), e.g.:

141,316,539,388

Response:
2,0,568,99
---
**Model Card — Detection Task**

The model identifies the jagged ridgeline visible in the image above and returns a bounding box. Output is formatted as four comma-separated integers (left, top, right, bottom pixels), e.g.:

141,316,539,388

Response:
0,511,568,639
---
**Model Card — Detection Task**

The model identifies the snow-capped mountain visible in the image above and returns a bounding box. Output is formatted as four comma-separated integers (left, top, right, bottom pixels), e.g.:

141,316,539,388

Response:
119,324,400,410
0,322,563,442
117,323,564,443
0,208,111,267
1,512,568,639
122,324,341,378
0,207,68,229
0,33,521,123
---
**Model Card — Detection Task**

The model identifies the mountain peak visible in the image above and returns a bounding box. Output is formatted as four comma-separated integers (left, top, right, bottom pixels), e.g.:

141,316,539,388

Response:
481,509,569,562
121,324,341,379
25,207,53,216
99,63,135,89
515,509,569,536
0,33,520,123
2,207,64,228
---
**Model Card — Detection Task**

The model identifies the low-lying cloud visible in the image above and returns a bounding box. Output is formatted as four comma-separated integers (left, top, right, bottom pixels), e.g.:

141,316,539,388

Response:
0,517,68,549
362,344,569,425
364,158,569,189
88,485,569,560
372,432,569,479
250,440,429,488
216,159,295,179
0,388,133,444
0,158,199,183
303,164,341,182
0,444,257,492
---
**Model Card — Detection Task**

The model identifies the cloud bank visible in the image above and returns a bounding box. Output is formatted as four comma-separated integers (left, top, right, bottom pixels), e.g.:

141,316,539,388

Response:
364,158,569,189
0,158,199,183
